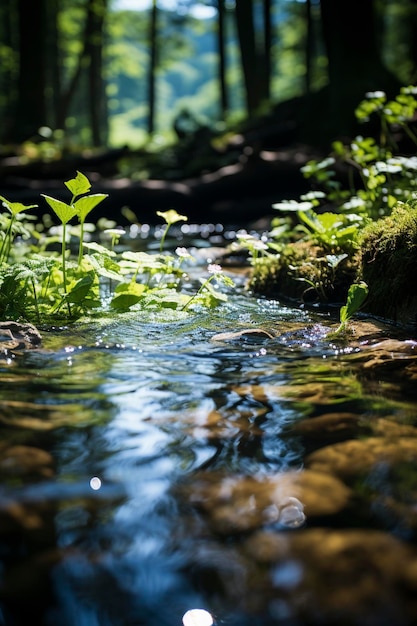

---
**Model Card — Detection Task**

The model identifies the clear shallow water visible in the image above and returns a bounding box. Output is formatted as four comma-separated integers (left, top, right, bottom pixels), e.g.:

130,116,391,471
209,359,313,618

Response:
1,288,417,626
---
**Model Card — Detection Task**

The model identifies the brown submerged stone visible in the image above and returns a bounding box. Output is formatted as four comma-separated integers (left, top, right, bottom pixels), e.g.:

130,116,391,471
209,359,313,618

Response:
242,528,417,624
0,445,54,479
290,411,362,445
184,469,351,534
306,437,417,481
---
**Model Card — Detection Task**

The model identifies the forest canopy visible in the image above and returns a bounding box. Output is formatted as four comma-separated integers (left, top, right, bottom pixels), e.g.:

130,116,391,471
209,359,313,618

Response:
0,0,416,152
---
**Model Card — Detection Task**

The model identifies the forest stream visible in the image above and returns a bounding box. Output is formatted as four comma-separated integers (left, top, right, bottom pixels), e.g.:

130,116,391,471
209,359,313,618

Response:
0,228,417,626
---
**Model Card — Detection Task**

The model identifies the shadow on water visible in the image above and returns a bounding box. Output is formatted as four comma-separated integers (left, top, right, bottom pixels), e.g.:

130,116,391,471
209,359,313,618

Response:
1,291,417,625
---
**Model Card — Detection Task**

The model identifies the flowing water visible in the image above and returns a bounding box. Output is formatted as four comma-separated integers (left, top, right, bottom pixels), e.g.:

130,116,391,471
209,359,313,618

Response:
1,233,417,626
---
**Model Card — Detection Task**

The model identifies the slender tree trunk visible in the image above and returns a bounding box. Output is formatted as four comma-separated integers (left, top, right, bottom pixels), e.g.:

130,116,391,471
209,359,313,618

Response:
320,0,400,136
87,0,108,146
305,0,312,95
12,0,48,141
46,0,61,130
147,0,158,135
217,0,228,118
235,0,271,115
235,0,260,114
261,0,272,102
0,0,17,141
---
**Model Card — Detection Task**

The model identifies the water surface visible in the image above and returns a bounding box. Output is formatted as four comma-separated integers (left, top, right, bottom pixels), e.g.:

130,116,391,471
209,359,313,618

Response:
1,283,417,626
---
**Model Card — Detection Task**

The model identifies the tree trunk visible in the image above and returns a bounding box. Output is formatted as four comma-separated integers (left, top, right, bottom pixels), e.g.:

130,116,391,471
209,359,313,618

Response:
0,0,16,141
260,0,272,102
46,0,61,130
305,0,312,95
147,0,158,135
87,0,108,146
235,0,271,115
320,0,400,136
217,0,228,118
235,0,260,114
12,0,48,141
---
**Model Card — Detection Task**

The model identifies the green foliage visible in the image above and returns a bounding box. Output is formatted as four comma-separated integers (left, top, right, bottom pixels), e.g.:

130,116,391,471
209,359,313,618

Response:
298,86,417,220
0,173,234,324
329,282,369,338
0,197,38,264
246,86,416,320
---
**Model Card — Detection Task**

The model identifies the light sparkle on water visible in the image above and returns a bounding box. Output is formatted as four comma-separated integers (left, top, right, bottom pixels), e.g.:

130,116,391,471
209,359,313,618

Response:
182,608,214,626
90,476,102,490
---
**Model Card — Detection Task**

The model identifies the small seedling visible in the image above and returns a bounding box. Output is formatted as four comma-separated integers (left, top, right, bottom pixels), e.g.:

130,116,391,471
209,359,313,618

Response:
330,281,369,338
156,209,188,252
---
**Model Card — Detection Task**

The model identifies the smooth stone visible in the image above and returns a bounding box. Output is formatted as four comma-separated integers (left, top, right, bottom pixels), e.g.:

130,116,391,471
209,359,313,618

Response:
185,469,351,533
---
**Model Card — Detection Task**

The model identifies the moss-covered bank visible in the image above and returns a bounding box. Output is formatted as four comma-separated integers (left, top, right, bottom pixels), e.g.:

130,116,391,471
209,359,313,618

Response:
360,203,417,328
249,202,417,331
249,242,360,306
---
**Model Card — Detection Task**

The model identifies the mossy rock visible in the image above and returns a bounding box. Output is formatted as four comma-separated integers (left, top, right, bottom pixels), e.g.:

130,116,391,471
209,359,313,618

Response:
360,202,417,328
249,241,358,304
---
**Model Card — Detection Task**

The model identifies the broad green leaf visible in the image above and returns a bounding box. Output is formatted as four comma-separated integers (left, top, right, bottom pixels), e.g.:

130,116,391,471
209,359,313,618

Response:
110,282,146,309
74,193,108,223
65,273,95,303
0,196,38,215
83,241,116,256
84,253,124,281
64,171,91,198
340,282,368,324
41,195,78,225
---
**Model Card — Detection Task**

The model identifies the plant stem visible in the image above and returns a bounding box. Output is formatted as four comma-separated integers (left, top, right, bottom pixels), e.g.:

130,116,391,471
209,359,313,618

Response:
181,275,215,311
30,277,41,324
159,225,169,253
0,216,14,264
61,222,72,316
78,221,84,266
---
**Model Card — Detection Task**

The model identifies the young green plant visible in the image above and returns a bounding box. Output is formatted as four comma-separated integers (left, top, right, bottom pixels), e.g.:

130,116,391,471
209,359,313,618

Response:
330,281,368,338
41,171,108,313
0,198,38,264
156,209,188,252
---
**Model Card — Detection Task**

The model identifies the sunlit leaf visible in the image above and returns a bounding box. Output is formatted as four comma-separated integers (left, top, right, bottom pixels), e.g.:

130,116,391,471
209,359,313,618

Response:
0,196,38,216
65,273,95,303
41,195,78,225
64,171,91,198
156,209,188,225
340,282,368,324
74,193,108,223
110,282,146,309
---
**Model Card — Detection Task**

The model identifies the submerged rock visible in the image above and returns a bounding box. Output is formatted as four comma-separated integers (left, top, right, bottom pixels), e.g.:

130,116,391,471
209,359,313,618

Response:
242,528,417,625
306,437,417,481
0,321,42,351
0,445,54,480
182,469,351,534
289,411,363,450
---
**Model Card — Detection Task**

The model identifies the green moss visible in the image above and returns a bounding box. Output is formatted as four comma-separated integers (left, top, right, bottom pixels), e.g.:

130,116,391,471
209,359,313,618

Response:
249,242,358,304
360,202,417,326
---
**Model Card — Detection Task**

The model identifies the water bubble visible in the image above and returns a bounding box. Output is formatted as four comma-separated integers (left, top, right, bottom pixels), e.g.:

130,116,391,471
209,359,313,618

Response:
279,497,306,528
182,608,214,626
89,476,102,491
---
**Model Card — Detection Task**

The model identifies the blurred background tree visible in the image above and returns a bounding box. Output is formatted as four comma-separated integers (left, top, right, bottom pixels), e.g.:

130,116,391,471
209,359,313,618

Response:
0,0,415,152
